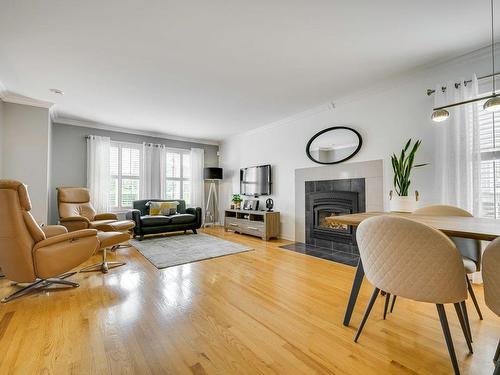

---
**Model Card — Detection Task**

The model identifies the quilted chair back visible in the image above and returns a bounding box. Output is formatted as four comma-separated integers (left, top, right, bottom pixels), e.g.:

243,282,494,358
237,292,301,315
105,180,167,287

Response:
57,187,96,221
414,205,481,269
483,237,500,317
356,216,467,304
0,180,44,282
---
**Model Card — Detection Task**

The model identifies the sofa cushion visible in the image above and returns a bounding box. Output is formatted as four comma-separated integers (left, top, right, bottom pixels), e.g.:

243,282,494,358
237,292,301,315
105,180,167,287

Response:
168,214,196,225
148,201,179,216
140,215,172,227
133,199,187,216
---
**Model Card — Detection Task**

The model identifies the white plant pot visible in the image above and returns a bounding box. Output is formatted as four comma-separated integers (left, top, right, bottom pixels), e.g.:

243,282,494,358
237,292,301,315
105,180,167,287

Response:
389,191,419,213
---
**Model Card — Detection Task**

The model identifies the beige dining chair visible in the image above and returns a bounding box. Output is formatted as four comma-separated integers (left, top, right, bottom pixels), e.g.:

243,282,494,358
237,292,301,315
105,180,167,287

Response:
355,216,470,375
482,237,500,375
408,205,483,320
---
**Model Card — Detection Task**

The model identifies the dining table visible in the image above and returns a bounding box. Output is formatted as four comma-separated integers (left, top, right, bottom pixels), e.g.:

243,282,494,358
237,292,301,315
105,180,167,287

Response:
325,211,500,327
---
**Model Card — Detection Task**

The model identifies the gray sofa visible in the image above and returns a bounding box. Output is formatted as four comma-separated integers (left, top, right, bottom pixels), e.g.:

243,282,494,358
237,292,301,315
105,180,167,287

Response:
126,199,202,240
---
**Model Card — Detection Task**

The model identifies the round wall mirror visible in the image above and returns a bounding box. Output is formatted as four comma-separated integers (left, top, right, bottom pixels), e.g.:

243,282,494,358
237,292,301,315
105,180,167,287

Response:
306,126,362,165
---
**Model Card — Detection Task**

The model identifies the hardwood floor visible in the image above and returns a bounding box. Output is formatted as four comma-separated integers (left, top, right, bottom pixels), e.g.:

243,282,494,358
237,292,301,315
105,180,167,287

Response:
0,227,498,374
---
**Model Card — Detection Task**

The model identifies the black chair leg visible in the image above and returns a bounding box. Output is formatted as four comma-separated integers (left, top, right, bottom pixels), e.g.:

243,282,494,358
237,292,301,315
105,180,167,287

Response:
354,287,380,343
383,292,391,320
436,304,461,375
460,301,472,343
453,303,473,353
494,360,500,375
494,339,500,362
390,295,397,313
465,276,483,320
193,229,198,234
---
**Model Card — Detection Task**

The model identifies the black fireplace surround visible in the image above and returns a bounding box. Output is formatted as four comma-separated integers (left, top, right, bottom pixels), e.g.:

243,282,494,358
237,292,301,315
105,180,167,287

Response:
305,178,365,259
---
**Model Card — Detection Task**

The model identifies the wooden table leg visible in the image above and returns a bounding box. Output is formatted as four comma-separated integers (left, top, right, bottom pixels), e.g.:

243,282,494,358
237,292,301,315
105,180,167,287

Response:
343,259,365,327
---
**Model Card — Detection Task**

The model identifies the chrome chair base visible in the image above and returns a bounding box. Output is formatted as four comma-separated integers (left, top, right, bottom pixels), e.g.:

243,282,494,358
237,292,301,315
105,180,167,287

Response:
80,261,126,274
80,247,126,274
1,271,79,303
116,243,131,249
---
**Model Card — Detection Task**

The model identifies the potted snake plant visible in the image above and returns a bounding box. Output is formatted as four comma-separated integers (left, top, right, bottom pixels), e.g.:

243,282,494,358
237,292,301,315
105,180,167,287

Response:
390,139,428,212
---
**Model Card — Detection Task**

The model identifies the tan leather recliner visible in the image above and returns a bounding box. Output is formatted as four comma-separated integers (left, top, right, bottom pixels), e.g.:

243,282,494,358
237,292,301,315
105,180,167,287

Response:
57,187,135,233
0,180,99,302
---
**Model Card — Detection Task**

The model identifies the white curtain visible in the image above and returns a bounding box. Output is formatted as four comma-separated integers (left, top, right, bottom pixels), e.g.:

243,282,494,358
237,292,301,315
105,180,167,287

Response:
141,143,166,199
87,135,111,212
435,75,481,215
190,148,205,211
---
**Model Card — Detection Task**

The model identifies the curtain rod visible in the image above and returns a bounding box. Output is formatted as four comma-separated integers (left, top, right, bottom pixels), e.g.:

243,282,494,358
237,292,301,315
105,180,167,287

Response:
426,71,500,96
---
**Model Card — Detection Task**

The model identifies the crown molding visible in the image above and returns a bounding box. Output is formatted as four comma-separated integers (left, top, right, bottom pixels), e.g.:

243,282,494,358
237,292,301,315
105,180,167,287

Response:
0,90,53,109
53,115,220,146
221,44,500,143
49,106,59,121
222,104,331,143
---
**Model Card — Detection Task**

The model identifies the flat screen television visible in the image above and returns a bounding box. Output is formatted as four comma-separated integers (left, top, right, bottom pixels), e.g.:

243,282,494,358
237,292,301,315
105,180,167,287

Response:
240,164,271,196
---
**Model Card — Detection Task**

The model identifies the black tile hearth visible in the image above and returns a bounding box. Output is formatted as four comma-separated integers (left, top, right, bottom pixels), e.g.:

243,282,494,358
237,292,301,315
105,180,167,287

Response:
280,242,359,267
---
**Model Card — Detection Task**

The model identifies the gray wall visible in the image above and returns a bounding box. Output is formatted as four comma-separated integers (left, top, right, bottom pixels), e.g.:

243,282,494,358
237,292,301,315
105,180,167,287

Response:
3,102,51,223
50,123,219,224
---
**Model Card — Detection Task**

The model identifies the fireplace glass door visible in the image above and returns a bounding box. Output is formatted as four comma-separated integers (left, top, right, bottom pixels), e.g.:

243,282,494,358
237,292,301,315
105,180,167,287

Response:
315,206,350,233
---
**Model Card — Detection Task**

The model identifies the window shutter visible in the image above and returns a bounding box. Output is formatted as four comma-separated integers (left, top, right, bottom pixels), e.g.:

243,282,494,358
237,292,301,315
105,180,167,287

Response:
478,96,499,218
108,142,142,210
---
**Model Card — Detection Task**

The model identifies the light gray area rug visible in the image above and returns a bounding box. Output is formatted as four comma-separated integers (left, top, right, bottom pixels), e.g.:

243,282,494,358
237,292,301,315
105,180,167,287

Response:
129,233,253,269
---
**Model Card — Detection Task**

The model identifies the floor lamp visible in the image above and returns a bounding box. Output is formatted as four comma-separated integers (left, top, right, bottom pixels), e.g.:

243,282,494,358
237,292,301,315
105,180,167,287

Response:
204,167,223,227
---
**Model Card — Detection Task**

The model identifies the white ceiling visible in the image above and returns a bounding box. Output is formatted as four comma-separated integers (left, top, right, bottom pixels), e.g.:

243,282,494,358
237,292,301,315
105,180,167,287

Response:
0,1,496,142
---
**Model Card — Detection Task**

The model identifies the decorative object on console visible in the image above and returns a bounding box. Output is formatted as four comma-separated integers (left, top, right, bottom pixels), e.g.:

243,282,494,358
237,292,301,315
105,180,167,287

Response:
389,139,427,212
243,199,259,211
306,126,362,165
203,167,223,227
231,194,242,209
265,198,274,212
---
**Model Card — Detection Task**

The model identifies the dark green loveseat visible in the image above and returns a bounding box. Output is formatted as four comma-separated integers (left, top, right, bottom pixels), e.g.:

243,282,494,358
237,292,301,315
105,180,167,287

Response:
126,199,202,240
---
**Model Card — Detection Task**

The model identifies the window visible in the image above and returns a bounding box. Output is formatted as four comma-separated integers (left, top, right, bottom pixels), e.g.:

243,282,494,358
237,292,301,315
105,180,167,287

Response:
109,142,141,210
165,149,191,204
478,82,500,218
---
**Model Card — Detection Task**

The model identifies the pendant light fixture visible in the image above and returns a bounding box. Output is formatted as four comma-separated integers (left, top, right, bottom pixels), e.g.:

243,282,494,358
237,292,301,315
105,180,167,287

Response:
431,109,450,122
431,0,500,122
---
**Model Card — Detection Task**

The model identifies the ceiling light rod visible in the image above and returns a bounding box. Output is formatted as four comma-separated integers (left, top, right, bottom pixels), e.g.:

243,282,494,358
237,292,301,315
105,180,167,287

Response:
432,92,500,112
431,0,500,121
426,71,500,96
